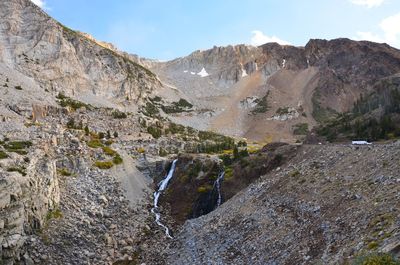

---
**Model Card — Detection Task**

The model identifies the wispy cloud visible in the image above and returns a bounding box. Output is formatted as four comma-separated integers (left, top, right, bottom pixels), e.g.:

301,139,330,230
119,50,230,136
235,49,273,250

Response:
355,12,400,48
250,30,291,46
30,0,49,10
349,0,384,8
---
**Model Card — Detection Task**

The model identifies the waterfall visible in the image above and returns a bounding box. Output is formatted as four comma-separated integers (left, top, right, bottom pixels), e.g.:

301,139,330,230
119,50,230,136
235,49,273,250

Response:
214,170,225,208
151,159,178,238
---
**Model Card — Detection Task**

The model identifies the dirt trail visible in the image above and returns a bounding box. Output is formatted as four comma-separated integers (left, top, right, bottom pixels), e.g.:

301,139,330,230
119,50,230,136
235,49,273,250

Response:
113,149,151,206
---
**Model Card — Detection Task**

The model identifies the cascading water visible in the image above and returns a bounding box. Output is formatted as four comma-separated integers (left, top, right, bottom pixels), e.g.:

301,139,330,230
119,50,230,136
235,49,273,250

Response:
151,159,178,238
214,170,225,208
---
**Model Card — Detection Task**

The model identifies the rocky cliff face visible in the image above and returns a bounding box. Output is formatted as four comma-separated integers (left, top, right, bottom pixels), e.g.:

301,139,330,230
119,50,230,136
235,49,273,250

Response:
0,0,161,109
0,140,59,264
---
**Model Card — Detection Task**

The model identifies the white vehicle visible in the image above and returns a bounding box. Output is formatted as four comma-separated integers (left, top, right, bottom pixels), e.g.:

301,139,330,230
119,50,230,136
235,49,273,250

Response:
352,140,372,145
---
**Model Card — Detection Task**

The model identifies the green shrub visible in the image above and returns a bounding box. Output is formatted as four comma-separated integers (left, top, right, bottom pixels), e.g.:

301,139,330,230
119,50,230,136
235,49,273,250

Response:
367,242,379,250
251,93,269,114
0,151,8,159
161,98,193,114
56,93,91,110
112,154,123,165
7,166,27,176
293,123,309,135
147,125,162,138
5,141,32,150
15,85,23,90
87,139,103,148
112,110,127,119
276,107,289,115
102,146,116,156
94,161,114,169
58,168,72,176
143,102,159,117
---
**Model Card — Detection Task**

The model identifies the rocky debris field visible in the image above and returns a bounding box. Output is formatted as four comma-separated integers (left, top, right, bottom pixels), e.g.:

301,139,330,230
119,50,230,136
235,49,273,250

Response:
165,143,400,265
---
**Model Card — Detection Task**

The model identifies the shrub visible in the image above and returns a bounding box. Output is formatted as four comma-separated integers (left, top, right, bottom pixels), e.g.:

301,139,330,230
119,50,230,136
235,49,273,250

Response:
112,110,127,119
7,166,27,176
104,140,113,146
137,147,146,153
58,168,72,176
276,107,289,115
113,131,119,138
98,132,105,139
147,125,162,138
84,125,90,135
94,161,114,169
56,93,91,110
5,141,32,150
251,93,269,114
87,139,103,148
15,85,23,90
293,123,309,135
102,146,116,156
0,151,8,159
113,154,123,165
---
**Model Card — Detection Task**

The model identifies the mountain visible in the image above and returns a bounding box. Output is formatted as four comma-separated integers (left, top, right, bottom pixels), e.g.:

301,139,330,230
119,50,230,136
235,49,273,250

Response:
0,0,160,111
1,0,400,264
149,39,400,142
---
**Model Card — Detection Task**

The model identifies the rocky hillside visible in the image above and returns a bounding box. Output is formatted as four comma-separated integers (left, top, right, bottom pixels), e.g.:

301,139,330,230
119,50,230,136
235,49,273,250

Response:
150,39,400,143
165,143,400,264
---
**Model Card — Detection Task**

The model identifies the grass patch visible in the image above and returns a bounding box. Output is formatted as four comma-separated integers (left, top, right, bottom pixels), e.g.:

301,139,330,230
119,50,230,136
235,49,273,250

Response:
94,161,114,169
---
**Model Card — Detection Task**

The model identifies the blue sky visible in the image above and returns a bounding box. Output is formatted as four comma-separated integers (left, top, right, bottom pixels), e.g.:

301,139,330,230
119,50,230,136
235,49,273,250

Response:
31,0,400,60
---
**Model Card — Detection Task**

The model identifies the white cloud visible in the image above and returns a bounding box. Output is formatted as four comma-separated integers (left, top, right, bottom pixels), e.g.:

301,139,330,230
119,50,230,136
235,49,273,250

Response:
349,0,384,8
250,30,291,46
30,0,46,9
355,12,400,48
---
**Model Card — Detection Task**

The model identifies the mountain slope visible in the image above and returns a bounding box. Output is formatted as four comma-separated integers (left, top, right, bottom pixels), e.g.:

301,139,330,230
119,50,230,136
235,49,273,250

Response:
166,143,400,264
150,39,400,142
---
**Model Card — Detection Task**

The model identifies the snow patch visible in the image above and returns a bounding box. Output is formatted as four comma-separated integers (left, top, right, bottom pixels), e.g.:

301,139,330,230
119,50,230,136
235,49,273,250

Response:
282,59,286,68
190,72,195,75
197,67,209,77
242,69,248,77
183,70,188,73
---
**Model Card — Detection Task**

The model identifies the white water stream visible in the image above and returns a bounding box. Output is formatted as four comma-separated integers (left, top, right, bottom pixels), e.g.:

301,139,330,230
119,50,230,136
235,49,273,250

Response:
151,159,178,238
214,170,225,207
